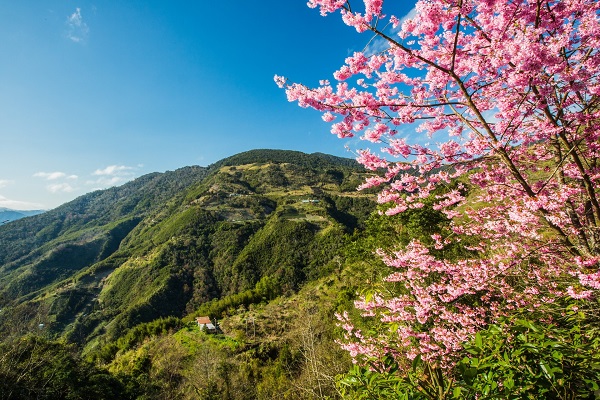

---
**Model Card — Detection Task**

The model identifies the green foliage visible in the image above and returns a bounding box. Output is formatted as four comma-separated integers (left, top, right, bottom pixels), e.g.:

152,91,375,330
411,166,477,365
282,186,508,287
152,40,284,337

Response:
454,301,600,399
94,316,183,363
338,360,421,400
211,149,361,170
337,354,456,400
0,150,380,399
194,275,282,320
0,166,208,267
336,299,600,400
225,218,319,293
209,221,263,296
327,195,375,231
1,150,371,344
0,335,134,400
335,182,600,400
149,207,220,246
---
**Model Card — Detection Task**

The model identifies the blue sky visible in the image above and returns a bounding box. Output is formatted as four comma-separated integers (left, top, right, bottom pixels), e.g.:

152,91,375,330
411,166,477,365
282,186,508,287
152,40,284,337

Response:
0,1,415,210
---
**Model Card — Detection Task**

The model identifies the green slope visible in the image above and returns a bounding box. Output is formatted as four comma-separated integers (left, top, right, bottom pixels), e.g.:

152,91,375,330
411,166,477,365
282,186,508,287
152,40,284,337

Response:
0,150,374,351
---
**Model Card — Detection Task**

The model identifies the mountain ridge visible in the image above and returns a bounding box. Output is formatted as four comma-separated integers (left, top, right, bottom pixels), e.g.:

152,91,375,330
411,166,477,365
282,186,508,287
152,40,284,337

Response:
0,149,373,350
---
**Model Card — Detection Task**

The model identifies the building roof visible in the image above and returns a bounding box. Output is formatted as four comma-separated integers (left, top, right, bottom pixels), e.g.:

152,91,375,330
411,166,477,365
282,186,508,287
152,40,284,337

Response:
196,316,212,325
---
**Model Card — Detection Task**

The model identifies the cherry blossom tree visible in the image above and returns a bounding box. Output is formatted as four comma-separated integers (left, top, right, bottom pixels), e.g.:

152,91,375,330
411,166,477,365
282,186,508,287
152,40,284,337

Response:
276,0,600,369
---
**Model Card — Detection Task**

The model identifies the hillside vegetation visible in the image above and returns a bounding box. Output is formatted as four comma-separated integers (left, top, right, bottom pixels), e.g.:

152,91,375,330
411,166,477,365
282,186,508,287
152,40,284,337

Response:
0,149,386,399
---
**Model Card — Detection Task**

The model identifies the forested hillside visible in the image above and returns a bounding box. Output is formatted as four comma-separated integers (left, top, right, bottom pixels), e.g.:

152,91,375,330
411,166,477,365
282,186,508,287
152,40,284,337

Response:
0,149,383,399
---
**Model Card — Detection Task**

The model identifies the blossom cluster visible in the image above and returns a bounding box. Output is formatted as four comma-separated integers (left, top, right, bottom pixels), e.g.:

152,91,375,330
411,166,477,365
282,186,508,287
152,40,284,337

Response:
279,0,600,368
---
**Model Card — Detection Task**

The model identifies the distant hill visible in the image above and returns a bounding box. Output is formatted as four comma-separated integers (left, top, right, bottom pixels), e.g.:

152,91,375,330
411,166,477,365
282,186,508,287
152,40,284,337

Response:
0,208,45,224
0,150,374,350
211,149,360,169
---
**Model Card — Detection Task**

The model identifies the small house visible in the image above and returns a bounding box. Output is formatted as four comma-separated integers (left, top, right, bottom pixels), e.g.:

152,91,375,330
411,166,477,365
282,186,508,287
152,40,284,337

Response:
196,316,217,332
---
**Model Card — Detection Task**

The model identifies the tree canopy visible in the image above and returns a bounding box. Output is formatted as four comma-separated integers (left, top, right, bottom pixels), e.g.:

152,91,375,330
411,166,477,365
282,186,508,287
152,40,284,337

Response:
278,0,600,397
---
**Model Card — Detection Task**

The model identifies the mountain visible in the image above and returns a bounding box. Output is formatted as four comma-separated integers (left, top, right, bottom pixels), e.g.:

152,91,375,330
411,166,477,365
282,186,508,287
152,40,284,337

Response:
0,208,45,224
0,150,374,350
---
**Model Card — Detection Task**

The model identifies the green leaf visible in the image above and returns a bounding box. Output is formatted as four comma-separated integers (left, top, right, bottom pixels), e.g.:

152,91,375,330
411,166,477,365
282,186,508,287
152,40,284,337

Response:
488,324,503,334
453,386,462,398
475,332,483,348
465,347,481,355
540,360,553,379
412,354,422,372
517,319,540,332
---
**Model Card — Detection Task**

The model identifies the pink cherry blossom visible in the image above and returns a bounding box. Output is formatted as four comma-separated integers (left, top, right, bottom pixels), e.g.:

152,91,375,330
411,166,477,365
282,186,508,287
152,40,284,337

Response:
278,0,600,371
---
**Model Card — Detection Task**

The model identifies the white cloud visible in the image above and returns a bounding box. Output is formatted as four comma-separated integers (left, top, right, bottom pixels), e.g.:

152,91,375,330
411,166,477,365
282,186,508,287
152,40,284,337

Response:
399,7,418,26
0,179,13,189
66,7,89,43
34,171,66,180
87,164,138,189
93,165,133,176
87,176,124,186
0,195,45,210
34,171,79,181
33,171,80,194
47,183,77,193
364,7,417,56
